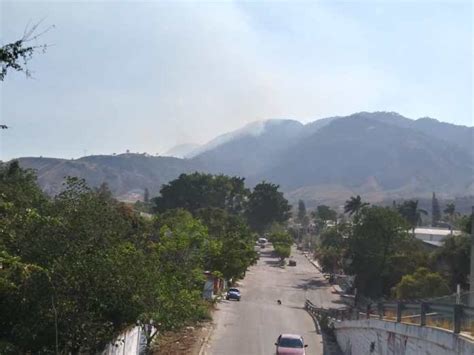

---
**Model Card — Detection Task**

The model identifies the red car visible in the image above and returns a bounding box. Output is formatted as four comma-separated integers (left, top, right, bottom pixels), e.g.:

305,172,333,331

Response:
275,334,308,355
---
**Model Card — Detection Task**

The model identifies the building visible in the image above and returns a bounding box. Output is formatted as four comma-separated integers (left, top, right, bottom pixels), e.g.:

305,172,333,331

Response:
414,227,462,248
202,271,226,300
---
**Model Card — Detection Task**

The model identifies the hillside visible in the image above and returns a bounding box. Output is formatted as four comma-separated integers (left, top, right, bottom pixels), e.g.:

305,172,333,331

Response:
14,112,473,205
193,119,304,176
17,154,202,201
258,116,473,205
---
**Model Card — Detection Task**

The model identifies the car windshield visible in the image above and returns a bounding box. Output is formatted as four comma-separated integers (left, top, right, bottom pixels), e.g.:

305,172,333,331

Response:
229,289,239,293
279,337,303,348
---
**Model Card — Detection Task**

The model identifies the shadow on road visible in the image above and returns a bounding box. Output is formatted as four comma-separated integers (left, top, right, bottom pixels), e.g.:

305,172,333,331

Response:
264,259,284,267
293,278,327,290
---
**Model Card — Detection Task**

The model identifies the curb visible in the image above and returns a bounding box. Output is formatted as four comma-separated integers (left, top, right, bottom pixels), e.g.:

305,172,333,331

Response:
197,323,214,355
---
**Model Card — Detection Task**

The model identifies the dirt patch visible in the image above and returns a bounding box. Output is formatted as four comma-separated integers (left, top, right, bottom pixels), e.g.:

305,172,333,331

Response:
152,321,213,355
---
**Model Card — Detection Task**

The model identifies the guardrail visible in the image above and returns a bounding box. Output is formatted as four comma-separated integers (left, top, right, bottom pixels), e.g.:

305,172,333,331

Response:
305,299,474,336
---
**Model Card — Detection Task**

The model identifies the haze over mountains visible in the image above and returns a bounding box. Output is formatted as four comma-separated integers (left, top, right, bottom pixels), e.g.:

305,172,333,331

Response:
13,112,474,205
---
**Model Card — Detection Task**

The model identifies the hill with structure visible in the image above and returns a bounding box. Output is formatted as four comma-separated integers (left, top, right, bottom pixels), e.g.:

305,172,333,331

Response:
13,112,474,205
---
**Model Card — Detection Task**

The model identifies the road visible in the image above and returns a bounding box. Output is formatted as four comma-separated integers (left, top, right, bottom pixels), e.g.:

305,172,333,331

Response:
204,246,343,355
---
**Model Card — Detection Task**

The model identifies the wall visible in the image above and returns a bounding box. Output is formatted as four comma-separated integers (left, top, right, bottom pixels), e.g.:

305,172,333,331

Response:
334,319,474,355
102,325,156,355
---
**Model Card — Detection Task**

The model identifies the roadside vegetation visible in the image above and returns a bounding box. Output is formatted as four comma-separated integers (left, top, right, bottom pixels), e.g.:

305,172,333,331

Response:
296,196,472,301
0,164,291,353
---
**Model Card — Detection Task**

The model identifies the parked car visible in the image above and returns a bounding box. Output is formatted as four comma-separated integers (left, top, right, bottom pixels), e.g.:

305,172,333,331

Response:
226,288,241,301
289,260,296,266
275,334,307,355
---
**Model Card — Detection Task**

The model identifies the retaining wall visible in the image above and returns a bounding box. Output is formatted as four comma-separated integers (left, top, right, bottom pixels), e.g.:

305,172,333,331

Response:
334,319,474,355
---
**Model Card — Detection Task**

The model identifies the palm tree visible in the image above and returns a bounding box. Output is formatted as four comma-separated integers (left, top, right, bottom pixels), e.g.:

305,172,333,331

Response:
398,200,427,232
344,195,369,216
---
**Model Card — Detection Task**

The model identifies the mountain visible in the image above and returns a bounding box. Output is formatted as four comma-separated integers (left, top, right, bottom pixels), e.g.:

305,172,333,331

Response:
192,119,304,176
13,112,473,205
258,115,473,204
190,112,473,204
16,154,202,201
163,143,201,158
352,112,473,156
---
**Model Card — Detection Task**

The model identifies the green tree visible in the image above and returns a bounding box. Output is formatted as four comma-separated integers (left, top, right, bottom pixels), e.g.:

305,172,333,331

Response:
152,173,248,215
152,209,210,329
297,200,306,223
314,225,350,273
435,234,470,289
344,195,369,217
346,206,411,297
431,192,441,226
144,187,150,203
394,267,450,299
443,202,456,223
315,205,337,222
398,200,427,232
245,182,291,233
267,224,293,262
273,244,291,261
195,208,257,281
0,163,214,353
456,212,472,234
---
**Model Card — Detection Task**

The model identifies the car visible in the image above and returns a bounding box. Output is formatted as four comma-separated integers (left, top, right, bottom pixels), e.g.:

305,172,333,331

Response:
275,334,307,355
226,288,241,301
288,260,296,266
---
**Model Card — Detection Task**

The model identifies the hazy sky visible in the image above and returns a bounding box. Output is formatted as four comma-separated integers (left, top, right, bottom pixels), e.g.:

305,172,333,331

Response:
1,0,472,160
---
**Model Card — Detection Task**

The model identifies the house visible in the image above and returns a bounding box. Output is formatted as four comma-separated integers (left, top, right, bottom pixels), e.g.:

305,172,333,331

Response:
202,271,226,300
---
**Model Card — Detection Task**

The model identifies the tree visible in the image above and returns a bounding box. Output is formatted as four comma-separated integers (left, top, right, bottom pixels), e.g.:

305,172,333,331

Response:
346,206,412,297
195,208,257,281
315,205,337,222
267,224,293,262
443,203,456,223
245,182,291,233
394,267,450,300
0,163,215,353
144,187,150,203
1,22,52,81
344,195,369,217
152,173,248,215
273,244,291,262
297,200,306,223
398,200,427,232
315,227,347,273
431,192,441,226
435,234,470,289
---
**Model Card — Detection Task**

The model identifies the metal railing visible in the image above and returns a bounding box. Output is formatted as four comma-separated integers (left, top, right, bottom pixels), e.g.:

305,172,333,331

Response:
305,299,474,336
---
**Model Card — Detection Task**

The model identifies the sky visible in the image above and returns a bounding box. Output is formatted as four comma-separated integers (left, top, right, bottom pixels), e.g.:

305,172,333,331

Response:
0,0,472,160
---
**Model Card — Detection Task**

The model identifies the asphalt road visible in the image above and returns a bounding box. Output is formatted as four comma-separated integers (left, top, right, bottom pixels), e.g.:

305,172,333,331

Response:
204,246,343,355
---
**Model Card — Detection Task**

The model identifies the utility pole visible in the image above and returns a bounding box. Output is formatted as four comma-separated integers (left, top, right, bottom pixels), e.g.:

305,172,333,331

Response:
470,206,474,307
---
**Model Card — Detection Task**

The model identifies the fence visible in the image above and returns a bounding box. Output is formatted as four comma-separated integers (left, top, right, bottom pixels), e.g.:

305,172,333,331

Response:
305,299,474,336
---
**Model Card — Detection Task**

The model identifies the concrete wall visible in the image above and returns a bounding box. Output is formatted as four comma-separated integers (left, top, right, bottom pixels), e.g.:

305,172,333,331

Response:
334,319,474,355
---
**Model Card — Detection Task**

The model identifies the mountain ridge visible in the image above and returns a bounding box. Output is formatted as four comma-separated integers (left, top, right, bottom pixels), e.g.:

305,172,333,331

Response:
11,112,473,205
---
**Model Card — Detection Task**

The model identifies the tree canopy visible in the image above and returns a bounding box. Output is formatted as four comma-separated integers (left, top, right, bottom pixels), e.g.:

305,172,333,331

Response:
394,267,450,300
245,181,291,233
397,200,427,231
297,200,306,222
152,172,248,215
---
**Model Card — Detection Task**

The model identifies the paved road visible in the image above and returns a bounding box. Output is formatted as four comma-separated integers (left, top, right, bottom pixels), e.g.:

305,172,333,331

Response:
204,247,343,355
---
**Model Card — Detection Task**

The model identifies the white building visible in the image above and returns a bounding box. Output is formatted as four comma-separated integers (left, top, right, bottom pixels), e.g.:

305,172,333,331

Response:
414,227,462,247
